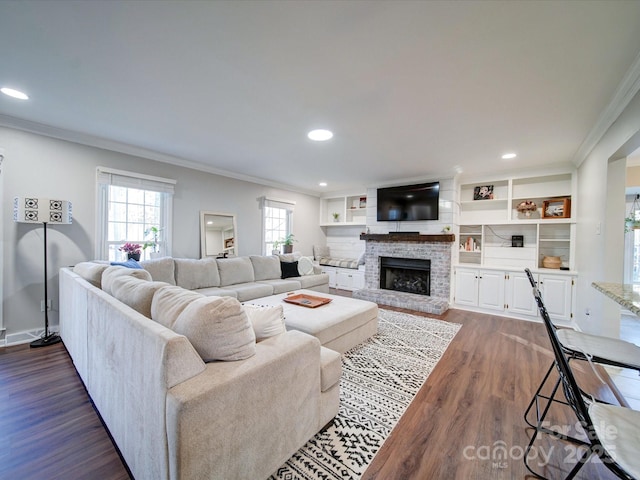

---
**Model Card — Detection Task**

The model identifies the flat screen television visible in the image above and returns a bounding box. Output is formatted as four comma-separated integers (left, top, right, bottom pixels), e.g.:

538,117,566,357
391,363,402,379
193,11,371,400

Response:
377,181,440,221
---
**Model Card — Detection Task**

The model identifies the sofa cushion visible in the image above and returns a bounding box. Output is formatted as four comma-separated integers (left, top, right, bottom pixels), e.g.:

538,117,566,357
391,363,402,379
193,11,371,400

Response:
73,261,110,288
192,287,239,298
318,257,359,269
140,257,176,285
278,253,300,263
173,296,256,362
111,276,170,318
256,279,302,294
174,258,220,290
101,265,152,296
230,282,274,302
151,286,204,329
217,257,255,286
243,304,286,341
250,255,281,281
297,256,315,276
281,261,299,279
320,346,342,392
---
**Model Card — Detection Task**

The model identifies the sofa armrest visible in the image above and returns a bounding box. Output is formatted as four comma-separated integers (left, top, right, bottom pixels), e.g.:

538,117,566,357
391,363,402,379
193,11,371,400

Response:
166,330,322,480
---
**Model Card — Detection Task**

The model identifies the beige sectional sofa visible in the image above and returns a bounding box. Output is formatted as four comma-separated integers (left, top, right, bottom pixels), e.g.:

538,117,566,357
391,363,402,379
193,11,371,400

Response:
60,255,339,480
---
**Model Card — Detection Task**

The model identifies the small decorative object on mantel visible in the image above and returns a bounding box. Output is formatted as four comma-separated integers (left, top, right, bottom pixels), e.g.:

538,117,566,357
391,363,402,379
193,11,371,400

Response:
625,194,640,232
542,198,571,219
332,212,340,222
473,185,494,200
516,200,537,217
119,242,142,261
359,196,367,208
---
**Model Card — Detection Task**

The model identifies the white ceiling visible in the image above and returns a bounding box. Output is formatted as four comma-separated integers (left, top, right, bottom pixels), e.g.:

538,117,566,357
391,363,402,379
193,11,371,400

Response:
1,1,640,195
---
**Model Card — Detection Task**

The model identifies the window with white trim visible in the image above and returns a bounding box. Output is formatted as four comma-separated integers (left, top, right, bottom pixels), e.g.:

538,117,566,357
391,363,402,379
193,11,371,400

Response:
262,197,295,255
96,167,175,261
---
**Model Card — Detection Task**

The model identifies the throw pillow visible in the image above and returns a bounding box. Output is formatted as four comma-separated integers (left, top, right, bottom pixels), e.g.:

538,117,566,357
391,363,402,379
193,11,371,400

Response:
280,261,299,279
110,258,143,269
173,296,256,362
111,276,170,319
243,304,286,341
297,256,315,276
151,285,204,329
101,266,152,296
313,245,330,261
357,251,366,266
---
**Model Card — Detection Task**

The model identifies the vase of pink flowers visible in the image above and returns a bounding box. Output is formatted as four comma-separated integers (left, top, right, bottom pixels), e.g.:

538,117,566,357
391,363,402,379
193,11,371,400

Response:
119,242,142,261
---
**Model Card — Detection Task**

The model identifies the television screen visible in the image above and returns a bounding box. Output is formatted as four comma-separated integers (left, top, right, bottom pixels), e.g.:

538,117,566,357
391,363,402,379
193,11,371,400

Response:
377,181,440,221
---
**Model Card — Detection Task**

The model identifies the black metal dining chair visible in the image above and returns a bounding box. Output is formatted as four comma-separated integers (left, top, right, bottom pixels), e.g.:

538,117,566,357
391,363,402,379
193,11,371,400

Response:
523,268,640,430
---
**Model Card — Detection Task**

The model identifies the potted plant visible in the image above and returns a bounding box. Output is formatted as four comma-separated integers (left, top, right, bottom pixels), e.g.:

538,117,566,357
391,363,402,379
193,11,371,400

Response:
332,212,340,222
271,240,281,255
143,226,161,257
281,234,296,254
119,242,142,261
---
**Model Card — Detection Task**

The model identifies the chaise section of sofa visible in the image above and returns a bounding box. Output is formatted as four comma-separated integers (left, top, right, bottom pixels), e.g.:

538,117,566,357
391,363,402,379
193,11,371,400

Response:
60,266,340,480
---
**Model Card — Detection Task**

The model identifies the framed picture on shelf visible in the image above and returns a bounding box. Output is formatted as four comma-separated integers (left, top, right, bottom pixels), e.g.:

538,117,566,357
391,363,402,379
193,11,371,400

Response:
542,198,571,219
359,197,367,208
473,185,494,200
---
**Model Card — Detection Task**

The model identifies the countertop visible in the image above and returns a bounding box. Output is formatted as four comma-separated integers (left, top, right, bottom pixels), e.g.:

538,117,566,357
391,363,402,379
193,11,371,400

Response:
592,282,640,316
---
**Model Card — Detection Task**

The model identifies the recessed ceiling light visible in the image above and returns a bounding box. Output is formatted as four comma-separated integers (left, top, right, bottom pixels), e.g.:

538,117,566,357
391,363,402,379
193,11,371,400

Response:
319,182,328,187
1,87,29,100
502,153,517,159
308,129,333,141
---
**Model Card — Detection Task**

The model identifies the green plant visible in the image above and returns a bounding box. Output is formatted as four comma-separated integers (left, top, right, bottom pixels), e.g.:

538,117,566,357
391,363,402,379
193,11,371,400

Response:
332,212,340,221
143,226,161,252
282,233,296,245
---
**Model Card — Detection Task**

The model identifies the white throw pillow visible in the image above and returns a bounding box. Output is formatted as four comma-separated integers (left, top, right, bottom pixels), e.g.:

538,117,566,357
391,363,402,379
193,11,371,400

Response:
173,296,256,362
297,256,315,276
243,304,286,341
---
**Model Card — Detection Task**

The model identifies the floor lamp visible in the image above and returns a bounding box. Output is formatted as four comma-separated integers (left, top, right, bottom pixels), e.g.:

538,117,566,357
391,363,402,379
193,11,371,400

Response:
14,197,73,348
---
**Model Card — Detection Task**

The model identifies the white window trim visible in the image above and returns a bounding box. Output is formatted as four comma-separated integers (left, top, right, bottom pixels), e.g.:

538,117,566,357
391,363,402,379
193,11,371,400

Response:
96,167,176,260
261,196,295,255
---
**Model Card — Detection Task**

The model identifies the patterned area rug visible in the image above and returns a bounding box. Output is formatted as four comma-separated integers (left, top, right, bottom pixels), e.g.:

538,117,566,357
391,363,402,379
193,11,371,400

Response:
271,309,461,480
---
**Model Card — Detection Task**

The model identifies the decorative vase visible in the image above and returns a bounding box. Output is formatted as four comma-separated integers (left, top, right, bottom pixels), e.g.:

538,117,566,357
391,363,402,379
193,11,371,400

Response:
127,253,141,261
282,245,293,254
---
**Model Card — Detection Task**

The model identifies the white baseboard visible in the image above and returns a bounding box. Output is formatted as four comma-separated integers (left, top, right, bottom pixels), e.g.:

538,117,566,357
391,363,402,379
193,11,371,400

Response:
3,326,60,347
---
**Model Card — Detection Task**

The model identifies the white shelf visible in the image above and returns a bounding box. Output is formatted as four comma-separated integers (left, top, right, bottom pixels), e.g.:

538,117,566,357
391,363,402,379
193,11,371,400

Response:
320,193,367,226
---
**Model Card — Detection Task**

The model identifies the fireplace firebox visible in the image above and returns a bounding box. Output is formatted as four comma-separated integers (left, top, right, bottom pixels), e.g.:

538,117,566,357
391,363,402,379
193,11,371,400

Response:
379,256,431,296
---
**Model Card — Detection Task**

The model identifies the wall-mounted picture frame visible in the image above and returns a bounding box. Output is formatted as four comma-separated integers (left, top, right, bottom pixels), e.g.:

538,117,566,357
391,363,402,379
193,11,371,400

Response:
542,198,571,219
473,185,494,200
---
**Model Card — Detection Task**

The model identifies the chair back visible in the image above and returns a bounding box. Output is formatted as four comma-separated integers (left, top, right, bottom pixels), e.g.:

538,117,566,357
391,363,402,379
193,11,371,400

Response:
524,267,537,288
531,285,592,428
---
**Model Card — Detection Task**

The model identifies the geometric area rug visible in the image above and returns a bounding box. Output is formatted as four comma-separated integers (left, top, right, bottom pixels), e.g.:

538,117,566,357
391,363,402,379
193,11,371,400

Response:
270,309,462,479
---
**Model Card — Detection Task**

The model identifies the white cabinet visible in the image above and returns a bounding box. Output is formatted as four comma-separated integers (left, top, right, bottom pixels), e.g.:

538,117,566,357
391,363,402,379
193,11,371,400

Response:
321,266,365,291
538,273,574,323
320,194,367,226
453,268,505,311
453,267,575,324
506,271,537,317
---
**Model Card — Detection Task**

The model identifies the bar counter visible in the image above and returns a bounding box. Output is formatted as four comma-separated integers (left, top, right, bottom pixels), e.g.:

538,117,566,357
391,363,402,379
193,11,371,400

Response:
592,282,640,317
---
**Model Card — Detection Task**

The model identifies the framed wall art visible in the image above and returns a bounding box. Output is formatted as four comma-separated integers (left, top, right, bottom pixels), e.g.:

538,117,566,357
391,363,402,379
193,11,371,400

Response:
542,198,571,219
473,185,494,200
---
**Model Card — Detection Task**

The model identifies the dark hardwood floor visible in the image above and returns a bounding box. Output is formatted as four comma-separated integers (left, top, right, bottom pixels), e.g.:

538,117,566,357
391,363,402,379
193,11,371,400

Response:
1,297,633,479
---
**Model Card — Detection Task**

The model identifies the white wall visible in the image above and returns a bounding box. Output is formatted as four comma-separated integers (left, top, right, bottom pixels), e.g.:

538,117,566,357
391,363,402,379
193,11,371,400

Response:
576,89,640,335
0,127,323,342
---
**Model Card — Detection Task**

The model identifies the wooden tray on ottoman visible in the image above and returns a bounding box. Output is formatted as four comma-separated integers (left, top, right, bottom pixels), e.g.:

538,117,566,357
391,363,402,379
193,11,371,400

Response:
283,293,332,308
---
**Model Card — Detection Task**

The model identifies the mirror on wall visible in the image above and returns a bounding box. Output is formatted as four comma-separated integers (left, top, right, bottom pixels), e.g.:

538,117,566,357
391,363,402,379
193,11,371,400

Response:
200,211,237,258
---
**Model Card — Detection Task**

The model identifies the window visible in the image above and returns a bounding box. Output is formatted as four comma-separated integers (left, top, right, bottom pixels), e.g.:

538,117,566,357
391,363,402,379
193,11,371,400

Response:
262,197,295,255
96,167,175,261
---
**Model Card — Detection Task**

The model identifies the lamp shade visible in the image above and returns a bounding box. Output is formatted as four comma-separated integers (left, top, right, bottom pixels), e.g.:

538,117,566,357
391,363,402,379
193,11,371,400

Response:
13,197,72,224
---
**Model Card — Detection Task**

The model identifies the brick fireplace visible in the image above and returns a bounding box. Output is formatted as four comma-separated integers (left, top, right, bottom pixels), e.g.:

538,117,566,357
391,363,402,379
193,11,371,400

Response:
353,233,454,315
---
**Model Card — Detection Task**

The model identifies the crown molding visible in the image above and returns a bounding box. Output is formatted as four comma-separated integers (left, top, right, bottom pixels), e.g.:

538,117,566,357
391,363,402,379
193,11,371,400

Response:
572,50,640,167
0,114,320,197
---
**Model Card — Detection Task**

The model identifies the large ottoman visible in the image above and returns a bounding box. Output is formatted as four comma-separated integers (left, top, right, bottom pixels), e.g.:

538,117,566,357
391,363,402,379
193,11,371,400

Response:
246,289,379,353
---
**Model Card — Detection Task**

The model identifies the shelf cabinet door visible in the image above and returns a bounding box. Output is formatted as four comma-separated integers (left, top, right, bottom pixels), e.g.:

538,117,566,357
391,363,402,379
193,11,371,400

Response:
506,271,537,317
477,270,505,311
538,274,573,323
322,266,337,288
454,268,479,306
